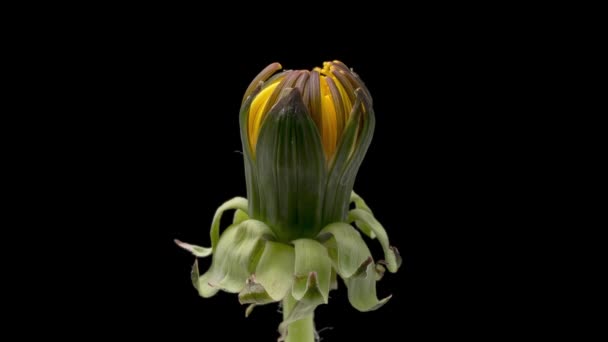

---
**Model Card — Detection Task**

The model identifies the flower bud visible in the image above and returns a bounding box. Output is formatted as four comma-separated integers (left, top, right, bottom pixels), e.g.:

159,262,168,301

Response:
240,61,375,242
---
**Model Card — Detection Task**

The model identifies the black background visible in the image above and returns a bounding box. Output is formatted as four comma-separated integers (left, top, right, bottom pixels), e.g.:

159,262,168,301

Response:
81,23,514,340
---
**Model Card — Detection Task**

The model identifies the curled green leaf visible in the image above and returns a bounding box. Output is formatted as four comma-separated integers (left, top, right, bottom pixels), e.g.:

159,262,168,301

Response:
348,208,401,273
350,191,372,213
292,239,331,303
349,191,376,239
191,259,218,298
200,220,272,294
344,257,392,312
318,222,371,279
245,304,256,318
210,197,249,252
238,275,275,305
255,240,295,301
174,239,212,258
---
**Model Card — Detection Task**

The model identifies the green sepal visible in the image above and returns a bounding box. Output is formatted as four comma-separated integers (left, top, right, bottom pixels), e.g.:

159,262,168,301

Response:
349,191,376,239
350,191,372,213
210,197,249,252
200,220,273,294
330,269,338,290
318,222,371,279
375,263,386,281
238,275,275,305
191,259,218,298
245,304,256,317
323,90,375,225
317,222,390,311
191,258,199,288
255,89,326,241
174,239,212,258
322,93,363,224
254,240,295,301
344,257,392,312
348,209,402,273
292,239,331,303
239,85,261,219
175,198,249,258
233,209,249,225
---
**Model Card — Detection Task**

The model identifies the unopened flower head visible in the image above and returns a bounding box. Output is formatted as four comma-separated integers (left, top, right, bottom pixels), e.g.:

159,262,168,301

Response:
243,60,373,161
239,61,375,242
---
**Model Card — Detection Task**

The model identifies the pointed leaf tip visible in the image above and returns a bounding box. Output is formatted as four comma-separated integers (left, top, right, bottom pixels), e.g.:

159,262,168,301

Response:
292,239,331,302
348,208,401,273
191,258,199,290
245,304,256,317
390,246,403,269
209,197,249,253
270,87,308,118
319,222,372,279
191,259,219,298
175,239,212,257
353,256,374,277
373,294,392,311
238,275,275,305
307,271,318,287
345,258,391,312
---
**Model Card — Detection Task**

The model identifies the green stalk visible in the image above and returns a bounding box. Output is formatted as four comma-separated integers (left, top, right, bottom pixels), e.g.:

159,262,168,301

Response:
283,295,315,342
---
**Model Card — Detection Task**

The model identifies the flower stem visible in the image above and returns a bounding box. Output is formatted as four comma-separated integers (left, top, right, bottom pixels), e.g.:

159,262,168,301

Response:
283,295,315,342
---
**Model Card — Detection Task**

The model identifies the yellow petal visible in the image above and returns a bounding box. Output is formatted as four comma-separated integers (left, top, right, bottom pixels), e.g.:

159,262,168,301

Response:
330,73,353,121
320,76,338,159
248,80,282,154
